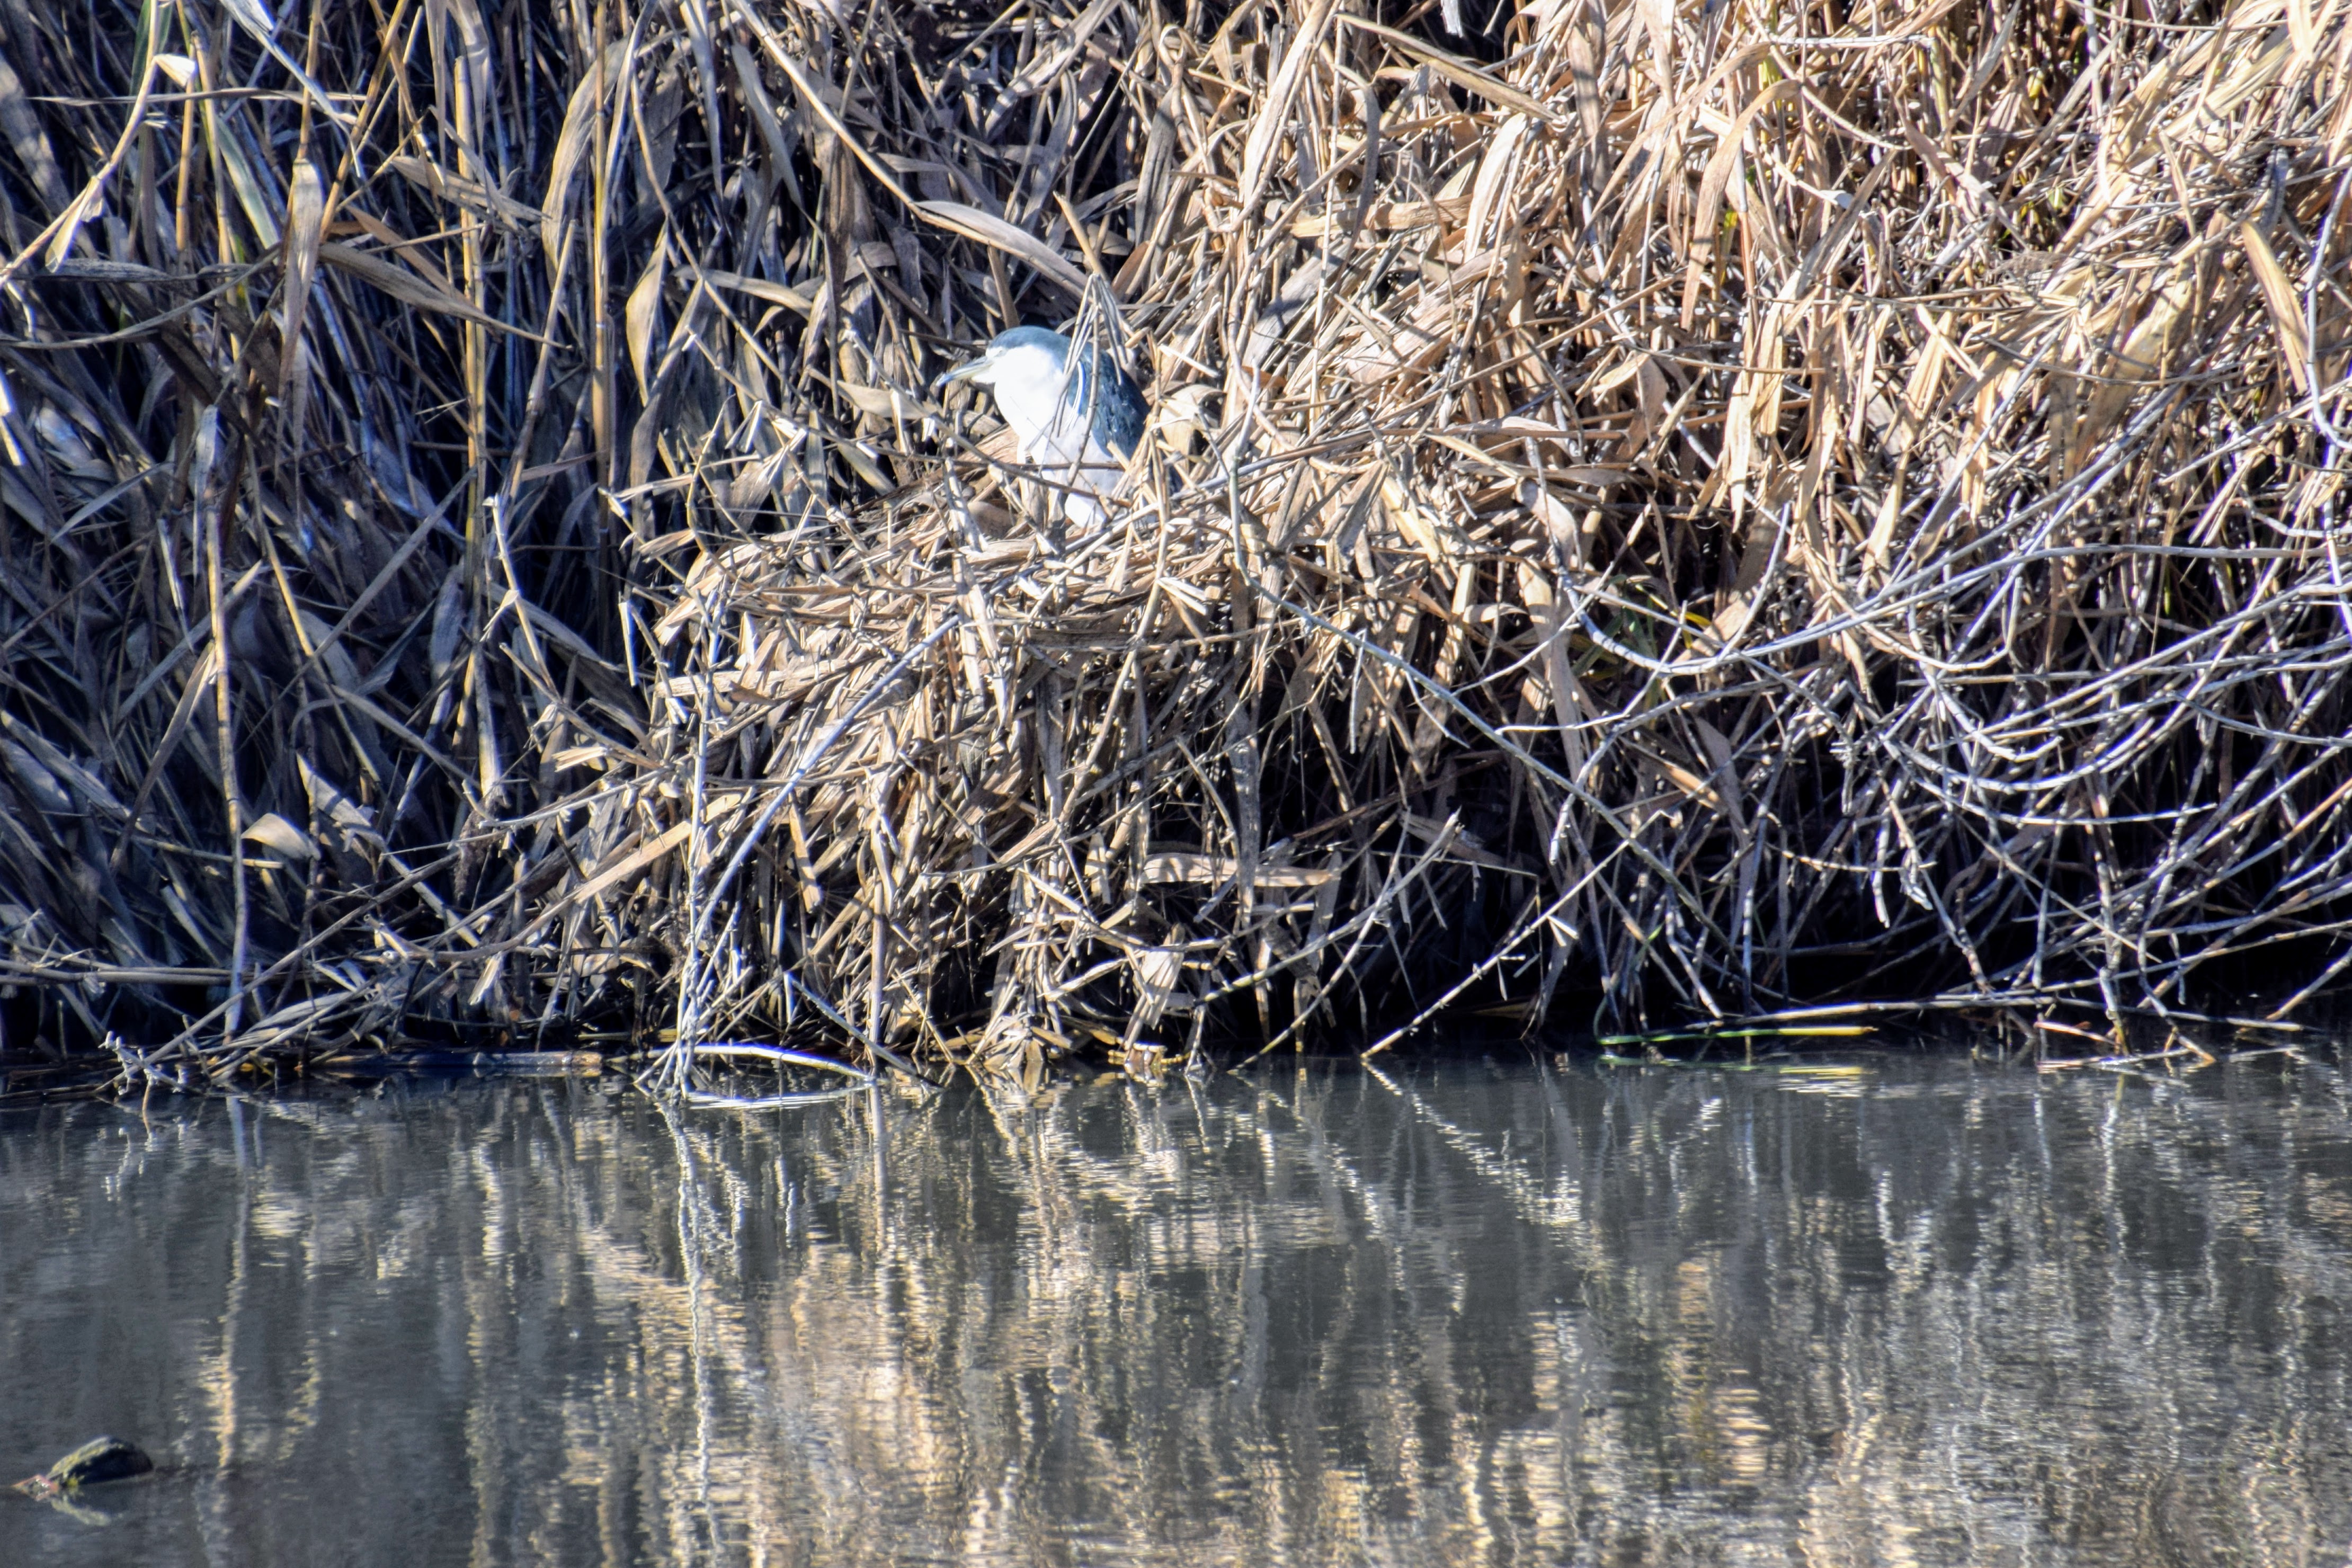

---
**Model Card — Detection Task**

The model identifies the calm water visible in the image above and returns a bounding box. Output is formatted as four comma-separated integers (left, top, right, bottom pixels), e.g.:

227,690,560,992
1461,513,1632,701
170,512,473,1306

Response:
3,1049,2349,1565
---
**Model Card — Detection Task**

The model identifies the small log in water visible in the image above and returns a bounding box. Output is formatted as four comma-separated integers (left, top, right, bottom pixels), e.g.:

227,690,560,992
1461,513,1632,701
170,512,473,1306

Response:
0,0,2345,1082
12,1437,153,1498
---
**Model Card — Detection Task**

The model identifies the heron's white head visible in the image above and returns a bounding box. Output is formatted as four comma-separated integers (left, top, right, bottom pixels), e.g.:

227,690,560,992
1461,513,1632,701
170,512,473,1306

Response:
936,326,1080,453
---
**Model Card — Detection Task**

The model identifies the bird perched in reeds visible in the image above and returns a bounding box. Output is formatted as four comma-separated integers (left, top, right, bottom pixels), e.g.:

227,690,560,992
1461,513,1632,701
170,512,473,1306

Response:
936,324,1145,529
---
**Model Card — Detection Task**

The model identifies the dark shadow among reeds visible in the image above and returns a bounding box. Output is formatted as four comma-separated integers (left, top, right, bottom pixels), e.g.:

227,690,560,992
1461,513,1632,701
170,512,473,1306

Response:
0,0,2347,1081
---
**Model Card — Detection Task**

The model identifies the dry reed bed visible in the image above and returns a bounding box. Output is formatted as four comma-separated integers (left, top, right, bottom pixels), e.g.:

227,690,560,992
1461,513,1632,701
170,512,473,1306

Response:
0,0,2346,1081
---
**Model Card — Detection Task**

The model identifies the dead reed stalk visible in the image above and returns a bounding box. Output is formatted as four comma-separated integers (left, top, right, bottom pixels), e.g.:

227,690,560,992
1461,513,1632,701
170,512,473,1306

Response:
0,0,2346,1081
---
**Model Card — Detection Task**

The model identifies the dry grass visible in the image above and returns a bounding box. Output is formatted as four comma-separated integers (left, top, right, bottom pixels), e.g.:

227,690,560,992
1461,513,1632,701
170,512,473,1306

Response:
0,0,2347,1082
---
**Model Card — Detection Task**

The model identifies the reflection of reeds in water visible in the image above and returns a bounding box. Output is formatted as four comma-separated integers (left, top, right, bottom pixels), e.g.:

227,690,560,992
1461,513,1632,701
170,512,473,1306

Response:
6,1062,2350,1563
0,0,2348,1075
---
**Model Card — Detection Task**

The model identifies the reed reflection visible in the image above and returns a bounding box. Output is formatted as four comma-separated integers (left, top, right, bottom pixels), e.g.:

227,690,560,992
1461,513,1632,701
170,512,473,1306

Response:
1,1052,2347,1566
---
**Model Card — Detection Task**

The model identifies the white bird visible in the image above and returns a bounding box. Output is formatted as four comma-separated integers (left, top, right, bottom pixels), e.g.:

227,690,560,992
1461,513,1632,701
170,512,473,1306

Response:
937,326,1146,529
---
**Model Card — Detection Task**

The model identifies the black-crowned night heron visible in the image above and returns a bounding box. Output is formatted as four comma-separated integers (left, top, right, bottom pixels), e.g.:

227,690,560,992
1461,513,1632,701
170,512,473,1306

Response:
936,326,1145,529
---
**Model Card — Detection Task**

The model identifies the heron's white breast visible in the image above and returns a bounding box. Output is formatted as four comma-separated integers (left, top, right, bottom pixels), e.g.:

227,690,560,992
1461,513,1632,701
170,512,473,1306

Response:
988,342,1088,464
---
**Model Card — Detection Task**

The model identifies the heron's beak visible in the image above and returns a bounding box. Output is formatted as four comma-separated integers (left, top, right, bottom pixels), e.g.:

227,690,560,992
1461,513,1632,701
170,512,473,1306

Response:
933,355,990,392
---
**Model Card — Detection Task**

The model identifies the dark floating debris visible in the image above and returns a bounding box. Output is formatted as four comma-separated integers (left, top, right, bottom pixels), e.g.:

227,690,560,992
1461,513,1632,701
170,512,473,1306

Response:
310,1049,608,1079
12,1436,154,1499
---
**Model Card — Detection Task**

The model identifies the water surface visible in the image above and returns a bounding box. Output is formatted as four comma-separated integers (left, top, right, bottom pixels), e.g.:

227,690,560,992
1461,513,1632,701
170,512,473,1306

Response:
3,1049,2349,1565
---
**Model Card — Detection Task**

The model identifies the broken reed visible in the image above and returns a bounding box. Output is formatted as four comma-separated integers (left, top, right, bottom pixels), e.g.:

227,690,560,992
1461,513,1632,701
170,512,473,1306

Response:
0,0,2346,1083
